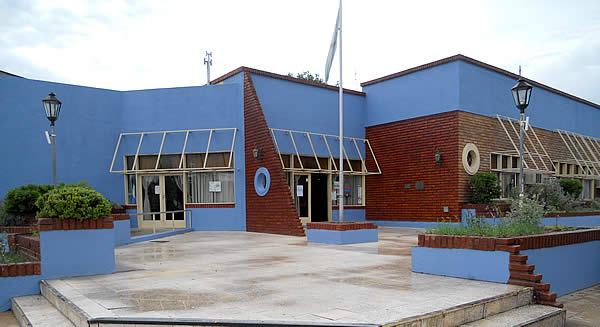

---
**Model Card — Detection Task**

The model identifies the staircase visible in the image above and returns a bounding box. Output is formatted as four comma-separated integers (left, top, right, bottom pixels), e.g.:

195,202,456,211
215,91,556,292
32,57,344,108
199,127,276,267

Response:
10,280,565,327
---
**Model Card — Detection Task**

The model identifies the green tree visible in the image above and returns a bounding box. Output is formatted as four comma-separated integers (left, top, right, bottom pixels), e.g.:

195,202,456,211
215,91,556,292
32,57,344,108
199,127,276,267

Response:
288,71,324,84
559,179,582,198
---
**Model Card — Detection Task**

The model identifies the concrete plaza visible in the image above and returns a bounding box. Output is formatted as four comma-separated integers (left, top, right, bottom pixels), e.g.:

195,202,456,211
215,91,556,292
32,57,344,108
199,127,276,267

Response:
47,227,527,325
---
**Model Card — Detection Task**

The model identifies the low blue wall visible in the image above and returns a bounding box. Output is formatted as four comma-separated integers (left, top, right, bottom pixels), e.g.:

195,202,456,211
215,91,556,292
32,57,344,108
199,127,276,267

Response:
190,208,245,231
40,229,115,279
522,241,600,296
127,209,138,229
412,247,510,283
0,275,41,311
114,220,131,246
332,209,365,222
307,229,378,245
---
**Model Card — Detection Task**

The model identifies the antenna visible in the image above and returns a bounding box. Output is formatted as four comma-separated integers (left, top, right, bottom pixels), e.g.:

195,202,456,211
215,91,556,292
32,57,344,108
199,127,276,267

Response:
204,51,213,85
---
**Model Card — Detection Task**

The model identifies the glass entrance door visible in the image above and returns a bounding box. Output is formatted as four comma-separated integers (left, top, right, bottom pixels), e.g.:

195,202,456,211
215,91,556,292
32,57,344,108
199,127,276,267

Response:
294,174,310,224
139,174,186,229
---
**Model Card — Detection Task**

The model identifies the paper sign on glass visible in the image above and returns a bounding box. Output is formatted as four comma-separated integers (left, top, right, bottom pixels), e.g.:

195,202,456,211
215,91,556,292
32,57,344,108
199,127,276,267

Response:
154,185,160,195
297,185,304,197
209,181,222,192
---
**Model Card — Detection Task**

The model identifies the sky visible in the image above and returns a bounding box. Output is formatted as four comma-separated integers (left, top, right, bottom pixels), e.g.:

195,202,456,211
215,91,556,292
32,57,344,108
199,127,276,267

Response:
1,0,599,104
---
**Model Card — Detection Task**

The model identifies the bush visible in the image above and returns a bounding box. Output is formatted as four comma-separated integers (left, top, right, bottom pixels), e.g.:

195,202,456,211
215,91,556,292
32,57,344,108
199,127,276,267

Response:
470,173,501,204
559,179,582,198
527,178,573,211
0,202,27,226
36,186,110,220
4,184,53,217
507,196,546,226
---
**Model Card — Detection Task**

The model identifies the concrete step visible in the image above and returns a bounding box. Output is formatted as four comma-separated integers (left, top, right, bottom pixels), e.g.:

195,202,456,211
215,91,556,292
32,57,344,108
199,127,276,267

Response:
387,287,534,327
461,304,566,327
39,279,112,327
11,295,74,327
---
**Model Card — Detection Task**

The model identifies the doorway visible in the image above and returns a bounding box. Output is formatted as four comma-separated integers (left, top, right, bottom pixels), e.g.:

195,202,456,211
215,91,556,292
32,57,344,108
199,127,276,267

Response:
311,174,328,222
138,174,185,229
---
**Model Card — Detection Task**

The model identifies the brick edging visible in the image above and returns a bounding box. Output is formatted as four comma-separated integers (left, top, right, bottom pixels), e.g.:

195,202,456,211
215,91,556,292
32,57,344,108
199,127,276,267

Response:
0,262,41,277
0,226,35,234
307,222,377,231
112,214,131,221
38,217,114,231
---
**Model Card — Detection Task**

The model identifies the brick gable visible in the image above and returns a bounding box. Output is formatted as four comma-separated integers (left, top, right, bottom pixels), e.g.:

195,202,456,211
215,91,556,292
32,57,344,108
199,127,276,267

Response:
243,72,305,236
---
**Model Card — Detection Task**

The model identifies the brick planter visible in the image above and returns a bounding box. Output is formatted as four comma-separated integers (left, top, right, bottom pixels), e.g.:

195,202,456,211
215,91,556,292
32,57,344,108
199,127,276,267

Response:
0,226,35,234
0,262,40,277
415,228,600,308
37,217,114,231
307,222,378,244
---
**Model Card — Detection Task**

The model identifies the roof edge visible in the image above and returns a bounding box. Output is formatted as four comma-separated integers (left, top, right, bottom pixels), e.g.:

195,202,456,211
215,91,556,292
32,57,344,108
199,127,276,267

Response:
211,66,366,96
360,54,600,110
0,70,24,78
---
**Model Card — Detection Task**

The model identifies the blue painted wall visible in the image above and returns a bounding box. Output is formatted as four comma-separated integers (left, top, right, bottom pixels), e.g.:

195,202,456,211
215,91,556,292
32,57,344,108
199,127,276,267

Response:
40,229,115,279
0,275,41,311
523,241,600,296
332,208,365,222
251,74,366,158
412,247,510,283
307,228,378,245
0,75,123,201
363,61,460,127
119,84,246,232
114,220,131,246
458,61,600,138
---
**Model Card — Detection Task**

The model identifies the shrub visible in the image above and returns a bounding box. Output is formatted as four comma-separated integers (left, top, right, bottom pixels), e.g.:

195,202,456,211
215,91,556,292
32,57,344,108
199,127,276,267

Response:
559,179,582,198
507,196,546,226
470,173,501,204
527,178,573,211
0,202,27,226
36,186,110,220
110,201,123,211
3,184,53,217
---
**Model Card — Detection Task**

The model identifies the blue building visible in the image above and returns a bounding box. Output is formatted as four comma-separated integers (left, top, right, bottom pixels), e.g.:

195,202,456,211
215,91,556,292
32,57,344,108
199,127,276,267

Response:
1,55,599,236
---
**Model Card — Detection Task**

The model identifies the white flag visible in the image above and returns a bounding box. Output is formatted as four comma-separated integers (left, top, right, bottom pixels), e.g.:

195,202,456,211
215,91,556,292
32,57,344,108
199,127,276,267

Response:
324,5,341,83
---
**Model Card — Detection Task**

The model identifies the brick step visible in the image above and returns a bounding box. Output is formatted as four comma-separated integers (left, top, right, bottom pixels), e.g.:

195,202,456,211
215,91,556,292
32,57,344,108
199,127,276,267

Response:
510,272,543,282
508,279,551,292
510,254,528,263
496,245,521,253
461,304,565,326
508,263,535,272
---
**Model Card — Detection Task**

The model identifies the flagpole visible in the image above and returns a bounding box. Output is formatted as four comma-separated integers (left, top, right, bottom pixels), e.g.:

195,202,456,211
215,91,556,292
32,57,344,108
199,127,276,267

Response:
338,0,344,223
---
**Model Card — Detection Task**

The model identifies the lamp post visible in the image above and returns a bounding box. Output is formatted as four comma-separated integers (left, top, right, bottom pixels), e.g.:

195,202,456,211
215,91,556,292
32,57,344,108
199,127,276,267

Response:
42,92,62,188
511,78,533,203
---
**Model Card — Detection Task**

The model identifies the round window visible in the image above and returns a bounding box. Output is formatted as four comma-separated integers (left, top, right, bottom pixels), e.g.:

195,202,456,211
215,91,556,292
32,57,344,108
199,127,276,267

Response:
462,143,480,175
254,167,271,196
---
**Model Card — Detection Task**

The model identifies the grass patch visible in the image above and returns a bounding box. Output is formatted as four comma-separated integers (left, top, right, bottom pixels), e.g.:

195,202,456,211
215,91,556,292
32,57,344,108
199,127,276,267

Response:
0,251,32,264
425,217,545,237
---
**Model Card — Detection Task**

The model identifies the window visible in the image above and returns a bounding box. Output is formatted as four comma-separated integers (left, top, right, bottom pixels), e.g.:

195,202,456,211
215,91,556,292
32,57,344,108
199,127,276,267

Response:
500,172,518,198
187,171,235,203
126,175,136,205
332,175,362,206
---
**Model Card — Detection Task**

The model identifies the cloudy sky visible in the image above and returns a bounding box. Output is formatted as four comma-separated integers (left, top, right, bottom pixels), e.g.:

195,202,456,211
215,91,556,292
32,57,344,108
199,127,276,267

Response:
1,0,599,103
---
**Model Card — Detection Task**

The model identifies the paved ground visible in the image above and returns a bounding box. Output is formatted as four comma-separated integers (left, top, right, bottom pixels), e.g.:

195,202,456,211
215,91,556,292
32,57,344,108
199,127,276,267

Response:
55,227,525,324
558,284,600,327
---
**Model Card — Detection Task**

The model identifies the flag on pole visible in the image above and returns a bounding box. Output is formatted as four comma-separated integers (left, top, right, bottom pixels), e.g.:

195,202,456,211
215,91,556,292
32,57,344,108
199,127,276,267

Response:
324,5,341,83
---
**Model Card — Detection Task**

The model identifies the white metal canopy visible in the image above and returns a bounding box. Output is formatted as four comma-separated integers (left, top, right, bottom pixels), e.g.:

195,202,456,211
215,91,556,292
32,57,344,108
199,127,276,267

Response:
494,114,555,173
554,129,600,178
109,128,237,174
270,128,381,175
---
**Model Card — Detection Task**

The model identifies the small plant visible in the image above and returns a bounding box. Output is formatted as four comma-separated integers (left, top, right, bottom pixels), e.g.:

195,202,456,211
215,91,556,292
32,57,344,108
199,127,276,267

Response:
527,178,573,212
507,196,546,226
470,173,501,204
36,186,111,220
110,201,123,211
559,179,582,198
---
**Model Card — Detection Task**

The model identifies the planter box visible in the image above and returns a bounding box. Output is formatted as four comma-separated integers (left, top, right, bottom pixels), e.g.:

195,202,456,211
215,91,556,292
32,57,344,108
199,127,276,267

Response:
307,222,378,244
413,229,600,307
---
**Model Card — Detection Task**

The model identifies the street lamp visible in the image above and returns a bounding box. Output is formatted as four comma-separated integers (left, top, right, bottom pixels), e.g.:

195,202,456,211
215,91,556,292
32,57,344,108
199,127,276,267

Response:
42,92,62,188
511,78,533,202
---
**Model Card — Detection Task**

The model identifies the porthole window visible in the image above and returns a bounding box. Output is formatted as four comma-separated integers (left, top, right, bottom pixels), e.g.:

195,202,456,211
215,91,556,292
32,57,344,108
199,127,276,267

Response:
462,143,480,175
254,167,270,196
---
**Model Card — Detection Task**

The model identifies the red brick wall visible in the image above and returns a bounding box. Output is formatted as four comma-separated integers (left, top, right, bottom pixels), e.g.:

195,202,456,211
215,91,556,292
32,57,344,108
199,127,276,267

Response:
243,72,305,236
365,111,460,221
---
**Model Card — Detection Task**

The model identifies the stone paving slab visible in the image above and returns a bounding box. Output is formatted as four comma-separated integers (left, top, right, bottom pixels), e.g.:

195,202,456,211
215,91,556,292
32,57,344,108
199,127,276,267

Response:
55,228,525,325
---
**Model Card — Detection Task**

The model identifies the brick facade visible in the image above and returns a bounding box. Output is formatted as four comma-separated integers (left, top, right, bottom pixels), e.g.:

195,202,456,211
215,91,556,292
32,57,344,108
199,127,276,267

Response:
365,111,461,221
243,72,305,236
